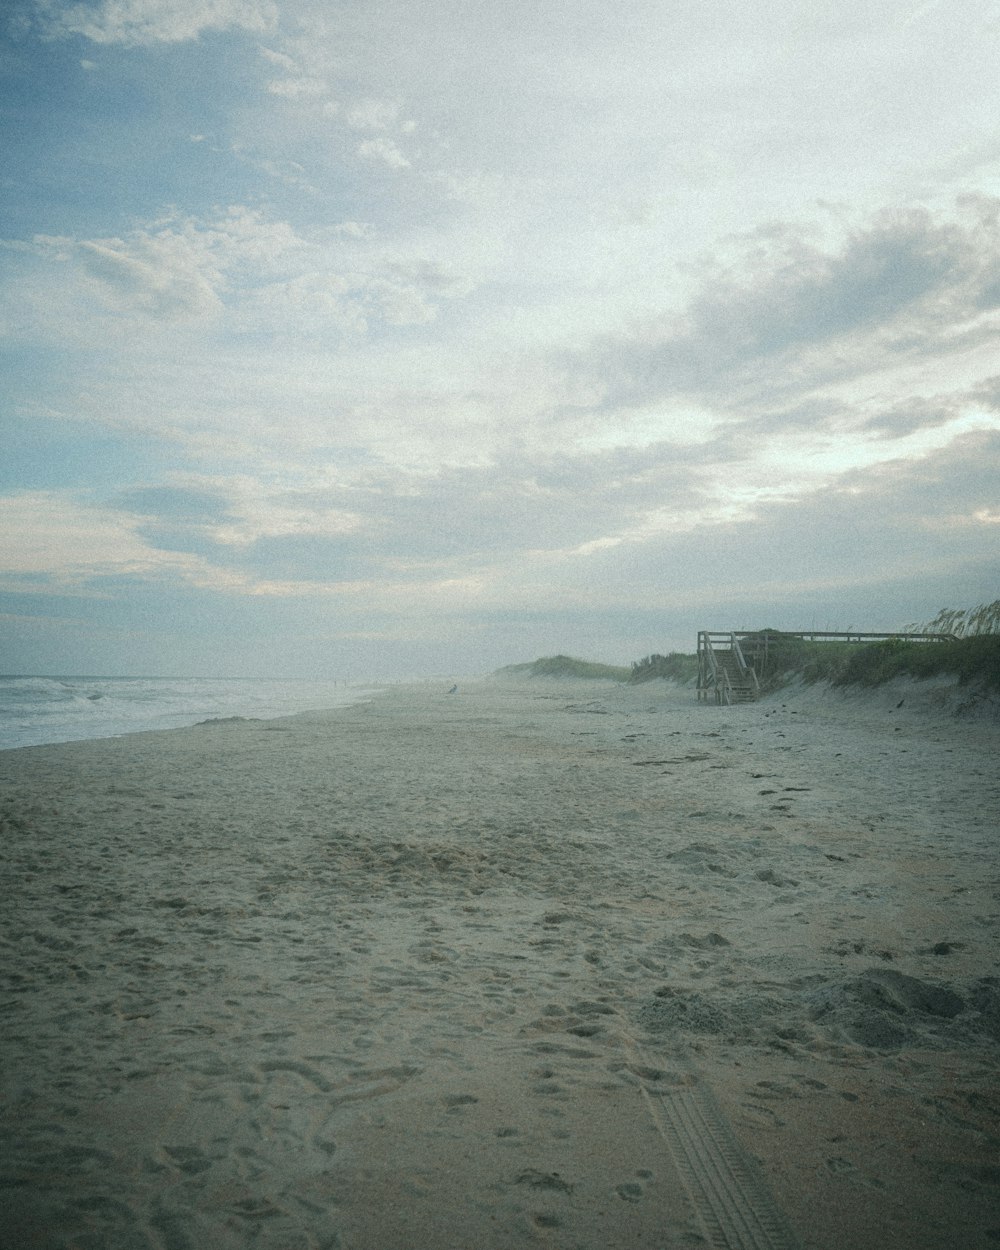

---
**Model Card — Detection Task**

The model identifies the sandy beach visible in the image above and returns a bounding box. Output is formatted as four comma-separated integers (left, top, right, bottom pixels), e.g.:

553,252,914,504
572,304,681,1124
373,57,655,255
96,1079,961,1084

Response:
2,676,998,1250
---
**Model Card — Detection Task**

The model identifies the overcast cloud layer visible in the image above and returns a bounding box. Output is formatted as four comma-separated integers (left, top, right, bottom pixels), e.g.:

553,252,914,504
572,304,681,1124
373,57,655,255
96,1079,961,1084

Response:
2,0,999,679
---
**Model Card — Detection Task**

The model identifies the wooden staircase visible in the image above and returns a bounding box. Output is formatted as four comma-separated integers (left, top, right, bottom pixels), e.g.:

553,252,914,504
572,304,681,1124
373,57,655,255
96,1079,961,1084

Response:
697,632,761,703
715,652,758,703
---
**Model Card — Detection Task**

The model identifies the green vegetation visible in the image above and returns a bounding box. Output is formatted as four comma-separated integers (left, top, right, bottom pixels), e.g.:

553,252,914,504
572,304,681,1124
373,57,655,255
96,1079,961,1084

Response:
748,602,1000,692
824,634,1000,691
496,655,632,681
629,652,699,684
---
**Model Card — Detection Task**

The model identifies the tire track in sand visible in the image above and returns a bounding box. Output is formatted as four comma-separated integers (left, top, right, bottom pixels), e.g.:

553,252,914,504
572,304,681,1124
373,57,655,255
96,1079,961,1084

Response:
630,1047,801,1250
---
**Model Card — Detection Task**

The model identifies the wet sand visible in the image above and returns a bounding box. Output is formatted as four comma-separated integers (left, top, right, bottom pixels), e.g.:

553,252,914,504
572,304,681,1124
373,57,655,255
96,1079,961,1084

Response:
1,676,998,1249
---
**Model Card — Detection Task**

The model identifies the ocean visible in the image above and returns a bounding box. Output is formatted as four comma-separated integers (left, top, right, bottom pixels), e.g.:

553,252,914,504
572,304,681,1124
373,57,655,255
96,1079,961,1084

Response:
0,675,380,752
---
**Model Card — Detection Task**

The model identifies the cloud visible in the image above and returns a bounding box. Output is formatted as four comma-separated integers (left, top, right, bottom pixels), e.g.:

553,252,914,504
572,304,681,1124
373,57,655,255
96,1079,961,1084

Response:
357,137,411,169
14,225,230,327
0,491,199,585
584,201,1000,412
203,206,305,272
114,485,234,525
347,99,401,131
11,207,475,347
477,430,1000,626
130,477,364,547
259,45,295,70
85,442,715,595
0,437,702,601
266,75,327,99
0,489,369,599
860,396,960,440
35,0,276,45
970,373,1000,411
77,240,222,320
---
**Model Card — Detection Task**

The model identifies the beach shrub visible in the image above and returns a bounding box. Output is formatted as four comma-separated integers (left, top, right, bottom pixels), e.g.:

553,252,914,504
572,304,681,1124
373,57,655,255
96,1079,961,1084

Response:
629,652,699,684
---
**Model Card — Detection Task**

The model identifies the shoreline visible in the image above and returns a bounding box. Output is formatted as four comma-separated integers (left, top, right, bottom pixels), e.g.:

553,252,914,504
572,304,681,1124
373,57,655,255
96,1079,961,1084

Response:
2,678,998,1248
0,676,388,754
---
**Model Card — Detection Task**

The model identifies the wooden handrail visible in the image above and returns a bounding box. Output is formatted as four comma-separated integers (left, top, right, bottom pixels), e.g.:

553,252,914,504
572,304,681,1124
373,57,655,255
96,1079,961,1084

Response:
700,630,957,643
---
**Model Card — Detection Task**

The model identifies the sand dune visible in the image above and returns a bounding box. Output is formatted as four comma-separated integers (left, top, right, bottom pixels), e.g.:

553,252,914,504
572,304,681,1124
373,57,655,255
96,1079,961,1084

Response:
1,677,998,1249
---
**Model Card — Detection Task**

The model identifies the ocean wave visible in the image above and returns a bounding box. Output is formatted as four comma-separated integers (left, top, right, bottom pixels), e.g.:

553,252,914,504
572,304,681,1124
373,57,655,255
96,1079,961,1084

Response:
0,676,376,751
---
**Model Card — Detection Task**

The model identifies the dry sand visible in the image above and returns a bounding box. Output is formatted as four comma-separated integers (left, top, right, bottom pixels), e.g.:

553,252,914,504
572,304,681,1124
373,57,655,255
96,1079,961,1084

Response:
1,676,998,1250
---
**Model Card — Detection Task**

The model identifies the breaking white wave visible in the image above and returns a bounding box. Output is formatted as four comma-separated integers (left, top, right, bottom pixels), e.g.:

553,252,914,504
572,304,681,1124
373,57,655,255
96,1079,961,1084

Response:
0,675,377,751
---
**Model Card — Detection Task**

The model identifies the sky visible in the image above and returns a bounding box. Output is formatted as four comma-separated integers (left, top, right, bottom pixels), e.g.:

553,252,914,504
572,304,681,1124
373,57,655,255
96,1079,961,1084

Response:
2,0,1000,680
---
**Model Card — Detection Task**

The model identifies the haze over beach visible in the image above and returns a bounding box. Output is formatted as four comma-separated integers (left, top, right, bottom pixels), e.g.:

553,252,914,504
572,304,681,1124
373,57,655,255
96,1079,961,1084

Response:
2,0,1000,678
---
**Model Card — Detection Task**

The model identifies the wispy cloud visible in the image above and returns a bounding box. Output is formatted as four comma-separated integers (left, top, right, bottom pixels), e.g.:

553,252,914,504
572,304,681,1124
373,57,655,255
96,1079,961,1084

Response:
77,239,222,319
357,137,411,170
9,206,476,345
34,0,276,45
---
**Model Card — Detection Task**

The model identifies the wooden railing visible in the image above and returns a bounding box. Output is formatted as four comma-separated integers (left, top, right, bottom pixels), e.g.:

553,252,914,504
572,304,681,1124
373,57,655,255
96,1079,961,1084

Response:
697,632,761,703
696,629,956,704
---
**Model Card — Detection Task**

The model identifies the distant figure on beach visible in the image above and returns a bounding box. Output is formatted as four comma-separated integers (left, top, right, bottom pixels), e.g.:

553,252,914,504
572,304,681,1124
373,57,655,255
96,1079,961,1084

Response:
448,684,458,694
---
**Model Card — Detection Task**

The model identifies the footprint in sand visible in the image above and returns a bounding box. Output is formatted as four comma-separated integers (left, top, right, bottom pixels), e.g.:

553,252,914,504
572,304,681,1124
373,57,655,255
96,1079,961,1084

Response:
515,1168,574,1194
616,1181,643,1202
443,1093,479,1113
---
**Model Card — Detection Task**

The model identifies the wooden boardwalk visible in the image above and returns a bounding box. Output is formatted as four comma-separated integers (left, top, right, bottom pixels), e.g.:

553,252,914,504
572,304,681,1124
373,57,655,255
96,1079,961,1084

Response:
696,630,956,705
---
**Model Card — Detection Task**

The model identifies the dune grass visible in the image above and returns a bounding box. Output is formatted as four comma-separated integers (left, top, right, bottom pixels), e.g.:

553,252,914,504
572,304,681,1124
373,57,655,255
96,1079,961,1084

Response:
628,652,700,684
816,634,1000,691
754,614,1000,693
